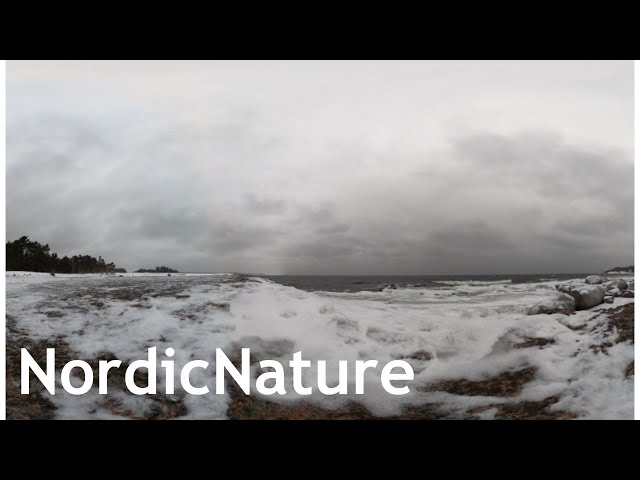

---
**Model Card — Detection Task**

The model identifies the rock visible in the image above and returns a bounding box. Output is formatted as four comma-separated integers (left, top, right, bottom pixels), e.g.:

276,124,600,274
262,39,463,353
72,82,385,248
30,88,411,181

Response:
557,283,606,310
585,275,602,284
629,281,634,291
377,283,397,292
167,273,172,277
604,296,614,304
605,279,628,292
609,287,621,297
397,350,433,361
621,290,634,298
527,294,575,316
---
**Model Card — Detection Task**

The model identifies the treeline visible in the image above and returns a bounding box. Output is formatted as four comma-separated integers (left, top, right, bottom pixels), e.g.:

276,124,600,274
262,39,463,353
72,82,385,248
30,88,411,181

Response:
135,266,179,273
606,265,634,273
6,236,126,274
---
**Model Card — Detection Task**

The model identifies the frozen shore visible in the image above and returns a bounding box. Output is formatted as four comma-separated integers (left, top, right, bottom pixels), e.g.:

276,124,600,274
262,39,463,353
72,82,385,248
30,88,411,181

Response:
5,272,634,419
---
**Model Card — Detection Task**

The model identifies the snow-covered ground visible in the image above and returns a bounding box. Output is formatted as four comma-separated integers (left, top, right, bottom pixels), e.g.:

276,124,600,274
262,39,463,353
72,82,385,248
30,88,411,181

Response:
5,272,634,419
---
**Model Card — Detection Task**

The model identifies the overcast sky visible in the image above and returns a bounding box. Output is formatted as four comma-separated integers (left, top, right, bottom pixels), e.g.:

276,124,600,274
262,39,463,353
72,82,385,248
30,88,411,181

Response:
6,60,634,274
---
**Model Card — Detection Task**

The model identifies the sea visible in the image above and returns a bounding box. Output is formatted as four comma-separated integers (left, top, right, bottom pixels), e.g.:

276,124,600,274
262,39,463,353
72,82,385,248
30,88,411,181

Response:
264,273,592,293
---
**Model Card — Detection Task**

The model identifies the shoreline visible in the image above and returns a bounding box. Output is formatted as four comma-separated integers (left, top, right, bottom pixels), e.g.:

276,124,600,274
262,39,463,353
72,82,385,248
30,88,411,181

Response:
225,301,632,420
7,301,633,420
5,273,634,420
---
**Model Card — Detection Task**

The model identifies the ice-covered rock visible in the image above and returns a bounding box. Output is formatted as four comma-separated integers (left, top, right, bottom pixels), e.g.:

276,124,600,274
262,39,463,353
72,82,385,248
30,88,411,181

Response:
604,279,628,292
604,296,614,304
609,287,621,297
527,293,575,316
585,275,603,285
557,283,606,310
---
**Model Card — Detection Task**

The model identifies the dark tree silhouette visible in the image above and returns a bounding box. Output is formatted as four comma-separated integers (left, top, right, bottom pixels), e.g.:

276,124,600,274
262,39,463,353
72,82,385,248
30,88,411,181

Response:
135,266,179,273
6,236,125,274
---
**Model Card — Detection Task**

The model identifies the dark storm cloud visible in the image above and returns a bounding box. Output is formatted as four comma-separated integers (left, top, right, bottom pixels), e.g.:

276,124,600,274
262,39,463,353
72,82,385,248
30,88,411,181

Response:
6,61,633,274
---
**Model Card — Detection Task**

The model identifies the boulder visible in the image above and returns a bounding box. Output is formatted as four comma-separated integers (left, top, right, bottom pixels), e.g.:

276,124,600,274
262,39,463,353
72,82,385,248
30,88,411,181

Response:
629,281,634,291
604,296,614,304
527,293,575,316
609,287,621,298
557,283,606,310
585,275,603,284
604,278,628,292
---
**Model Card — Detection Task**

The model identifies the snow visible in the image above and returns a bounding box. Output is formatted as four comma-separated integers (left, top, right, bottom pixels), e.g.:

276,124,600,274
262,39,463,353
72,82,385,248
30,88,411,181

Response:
557,282,606,310
6,273,634,419
526,293,575,315
605,278,629,292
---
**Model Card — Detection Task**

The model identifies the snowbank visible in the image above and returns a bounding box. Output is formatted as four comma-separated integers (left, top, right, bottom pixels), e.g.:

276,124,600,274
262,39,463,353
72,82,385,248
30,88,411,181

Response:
6,272,634,419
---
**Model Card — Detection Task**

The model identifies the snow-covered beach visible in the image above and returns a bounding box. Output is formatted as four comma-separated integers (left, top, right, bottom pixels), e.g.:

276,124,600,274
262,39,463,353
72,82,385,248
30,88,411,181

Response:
6,271,634,420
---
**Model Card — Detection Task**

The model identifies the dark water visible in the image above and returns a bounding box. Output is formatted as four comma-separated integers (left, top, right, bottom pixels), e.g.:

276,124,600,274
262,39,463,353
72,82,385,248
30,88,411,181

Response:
263,274,591,293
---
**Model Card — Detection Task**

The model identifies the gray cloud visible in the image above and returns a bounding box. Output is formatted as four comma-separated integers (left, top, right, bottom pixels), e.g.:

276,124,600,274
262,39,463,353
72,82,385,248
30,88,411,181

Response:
244,194,287,215
6,61,633,274
431,222,516,251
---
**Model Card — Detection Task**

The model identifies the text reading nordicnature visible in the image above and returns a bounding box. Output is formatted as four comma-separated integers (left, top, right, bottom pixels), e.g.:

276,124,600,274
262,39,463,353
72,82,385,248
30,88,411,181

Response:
21,347,414,396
